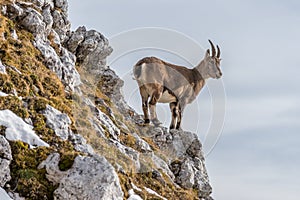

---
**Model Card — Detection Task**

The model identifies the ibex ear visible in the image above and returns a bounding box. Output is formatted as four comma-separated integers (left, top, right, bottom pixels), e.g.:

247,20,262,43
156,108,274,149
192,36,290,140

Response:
205,49,210,58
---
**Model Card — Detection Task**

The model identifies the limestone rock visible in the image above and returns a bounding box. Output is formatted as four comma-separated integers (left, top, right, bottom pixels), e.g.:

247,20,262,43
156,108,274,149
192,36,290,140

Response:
110,139,140,170
64,26,85,53
147,126,212,198
43,105,93,154
38,153,67,183
20,8,46,38
5,3,23,20
43,105,72,140
65,26,113,71
3,1,80,92
83,98,121,140
52,9,70,41
132,133,152,153
54,0,68,12
39,153,124,200
34,38,81,91
98,67,135,118
0,136,12,187
41,4,53,35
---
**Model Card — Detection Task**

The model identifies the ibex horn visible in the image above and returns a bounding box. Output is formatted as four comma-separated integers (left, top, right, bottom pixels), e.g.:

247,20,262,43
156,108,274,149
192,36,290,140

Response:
217,45,221,58
208,39,216,57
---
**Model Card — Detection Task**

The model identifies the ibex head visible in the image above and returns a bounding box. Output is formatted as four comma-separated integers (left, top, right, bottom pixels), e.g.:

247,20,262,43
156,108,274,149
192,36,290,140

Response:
201,40,222,79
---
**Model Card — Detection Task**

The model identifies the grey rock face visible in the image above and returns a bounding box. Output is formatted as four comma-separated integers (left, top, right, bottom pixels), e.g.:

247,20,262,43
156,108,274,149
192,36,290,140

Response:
65,26,113,71
5,3,23,20
39,153,124,200
0,135,12,187
43,105,72,140
64,26,85,53
132,133,152,153
110,139,140,170
34,38,81,91
98,67,135,119
3,1,80,92
42,4,53,35
84,98,121,140
54,0,68,13
20,8,46,38
149,127,212,198
95,107,120,140
52,9,70,41
43,105,94,155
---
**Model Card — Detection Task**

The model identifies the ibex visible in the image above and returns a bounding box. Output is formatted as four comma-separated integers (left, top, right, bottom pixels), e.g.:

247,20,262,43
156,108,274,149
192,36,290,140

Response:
133,40,222,129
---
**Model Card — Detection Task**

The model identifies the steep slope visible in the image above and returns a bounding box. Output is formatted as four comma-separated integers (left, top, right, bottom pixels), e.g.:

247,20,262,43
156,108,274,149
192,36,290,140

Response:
0,0,213,199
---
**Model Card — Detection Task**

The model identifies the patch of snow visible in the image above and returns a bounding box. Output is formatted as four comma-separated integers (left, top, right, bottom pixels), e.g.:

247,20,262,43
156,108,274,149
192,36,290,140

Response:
0,60,6,74
0,110,49,148
8,66,22,75
0,187,12,200
0,91,8,97
11,30,18,40
144,187,167,200
127,189,142,200
131,183,142,192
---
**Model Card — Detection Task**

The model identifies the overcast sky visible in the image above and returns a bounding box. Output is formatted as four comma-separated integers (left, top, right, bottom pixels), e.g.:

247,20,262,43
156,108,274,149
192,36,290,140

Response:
69,1,300,199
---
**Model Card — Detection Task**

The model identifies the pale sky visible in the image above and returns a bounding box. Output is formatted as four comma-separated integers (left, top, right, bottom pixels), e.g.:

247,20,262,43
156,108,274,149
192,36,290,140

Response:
68,1,300,199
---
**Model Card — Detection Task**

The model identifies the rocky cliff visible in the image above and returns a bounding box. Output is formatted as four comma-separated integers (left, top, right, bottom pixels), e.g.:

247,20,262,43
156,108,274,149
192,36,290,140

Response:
0,0,213,199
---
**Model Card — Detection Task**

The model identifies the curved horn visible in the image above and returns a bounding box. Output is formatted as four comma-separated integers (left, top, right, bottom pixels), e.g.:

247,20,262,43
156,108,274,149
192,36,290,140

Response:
217,45,221,58
208,39,216,57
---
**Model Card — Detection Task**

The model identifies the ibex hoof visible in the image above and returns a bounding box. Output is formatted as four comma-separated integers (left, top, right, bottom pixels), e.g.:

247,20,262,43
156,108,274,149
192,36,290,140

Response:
152,118,162,126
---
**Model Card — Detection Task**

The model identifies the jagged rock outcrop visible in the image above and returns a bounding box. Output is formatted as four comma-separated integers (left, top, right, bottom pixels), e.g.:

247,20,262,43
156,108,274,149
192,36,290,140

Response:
3,0,80,91
0,0,213,199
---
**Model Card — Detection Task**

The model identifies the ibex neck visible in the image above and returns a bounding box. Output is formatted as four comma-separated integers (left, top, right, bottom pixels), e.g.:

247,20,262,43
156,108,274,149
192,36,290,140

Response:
194,60,209,80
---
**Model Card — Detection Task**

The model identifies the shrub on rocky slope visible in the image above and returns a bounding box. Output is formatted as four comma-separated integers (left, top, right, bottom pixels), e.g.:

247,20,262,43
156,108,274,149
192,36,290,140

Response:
0,0,213,199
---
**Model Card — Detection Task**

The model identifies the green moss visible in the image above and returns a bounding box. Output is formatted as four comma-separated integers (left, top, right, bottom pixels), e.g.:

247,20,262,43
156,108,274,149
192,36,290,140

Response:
0,96,29,118
58,151,79,171
8,141,57,200
0,125,6,136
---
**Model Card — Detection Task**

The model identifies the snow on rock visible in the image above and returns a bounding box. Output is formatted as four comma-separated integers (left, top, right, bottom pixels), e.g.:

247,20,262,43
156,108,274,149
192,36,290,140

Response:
0,110,49,148
0,136,12,187
0,60,6,74
0,187,12,200
127,189,143,200
144,187,167,200
39,153,124,200
0,91,8,97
